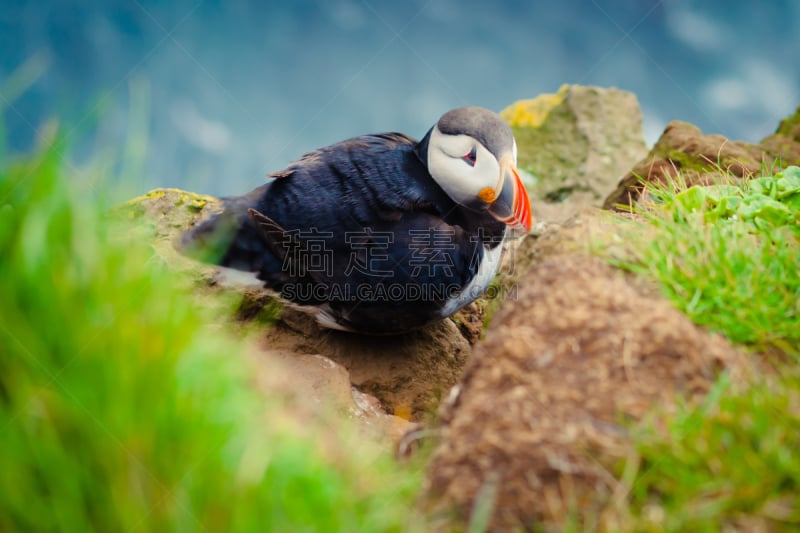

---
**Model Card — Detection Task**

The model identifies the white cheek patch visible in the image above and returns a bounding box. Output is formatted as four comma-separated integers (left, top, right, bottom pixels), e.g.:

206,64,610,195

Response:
429,126,472,159
473,143,501,193
427,126,500,207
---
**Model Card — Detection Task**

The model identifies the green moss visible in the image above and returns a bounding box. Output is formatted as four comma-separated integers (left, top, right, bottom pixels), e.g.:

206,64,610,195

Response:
509,103,590,200
235,291,284,325
479,279,509,334
660,147,749,176
775,105,800,140
661,149,711,172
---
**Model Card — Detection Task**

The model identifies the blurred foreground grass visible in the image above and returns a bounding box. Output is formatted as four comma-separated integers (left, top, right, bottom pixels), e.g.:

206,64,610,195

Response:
0,131,421,531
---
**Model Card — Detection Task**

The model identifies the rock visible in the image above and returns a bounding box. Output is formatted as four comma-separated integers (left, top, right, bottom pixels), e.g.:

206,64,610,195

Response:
265,350,409,441
604,105,800,210
268,350,355,410
114,188,224,281
450,302,486,345
258,307,470,421
501,84,648,221
760,104,800,166
602,121,763,210
421,222,749,529
115,188,477,424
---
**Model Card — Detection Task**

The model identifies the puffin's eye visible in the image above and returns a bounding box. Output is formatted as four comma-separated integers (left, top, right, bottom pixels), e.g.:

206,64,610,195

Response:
462,147,477,167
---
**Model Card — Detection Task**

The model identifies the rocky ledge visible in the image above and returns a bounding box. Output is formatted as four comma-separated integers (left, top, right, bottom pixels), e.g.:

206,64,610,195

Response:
119,89,800,530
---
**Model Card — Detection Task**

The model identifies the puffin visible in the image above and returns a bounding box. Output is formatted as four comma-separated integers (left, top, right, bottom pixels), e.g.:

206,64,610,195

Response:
182,106,532,334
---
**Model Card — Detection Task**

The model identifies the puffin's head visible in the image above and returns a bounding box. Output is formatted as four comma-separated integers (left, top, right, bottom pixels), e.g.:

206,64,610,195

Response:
416,106,532,231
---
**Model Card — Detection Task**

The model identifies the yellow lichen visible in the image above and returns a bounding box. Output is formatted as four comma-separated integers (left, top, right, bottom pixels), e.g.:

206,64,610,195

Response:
121,188,218,210
122,189,165,207
500,84,570,128
183,193,208,212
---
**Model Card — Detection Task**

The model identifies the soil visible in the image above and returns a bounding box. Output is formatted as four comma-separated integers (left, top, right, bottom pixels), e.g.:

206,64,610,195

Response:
255,303,471,421
422,246,749,530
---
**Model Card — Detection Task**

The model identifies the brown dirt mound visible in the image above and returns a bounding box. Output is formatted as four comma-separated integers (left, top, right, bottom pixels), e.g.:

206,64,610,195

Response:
423,255,747,530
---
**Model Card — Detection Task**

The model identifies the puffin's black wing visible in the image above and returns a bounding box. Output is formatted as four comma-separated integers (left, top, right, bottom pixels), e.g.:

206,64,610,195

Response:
183,130,505,332
246,207,330,288
258,133,450,225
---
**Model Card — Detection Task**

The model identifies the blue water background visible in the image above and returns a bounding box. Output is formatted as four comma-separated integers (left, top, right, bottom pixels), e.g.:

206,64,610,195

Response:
2,1,798,195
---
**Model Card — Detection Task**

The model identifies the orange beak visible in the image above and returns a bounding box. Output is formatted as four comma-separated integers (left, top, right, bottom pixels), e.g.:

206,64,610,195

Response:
486,159,532,231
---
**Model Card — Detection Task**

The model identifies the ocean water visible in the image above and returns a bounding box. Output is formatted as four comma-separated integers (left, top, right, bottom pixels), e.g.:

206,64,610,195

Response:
2,0,798,196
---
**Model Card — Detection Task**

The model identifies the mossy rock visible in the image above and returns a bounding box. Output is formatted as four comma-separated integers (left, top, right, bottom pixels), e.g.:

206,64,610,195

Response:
761,104,800,166
500,84,648,208
604,105,800,210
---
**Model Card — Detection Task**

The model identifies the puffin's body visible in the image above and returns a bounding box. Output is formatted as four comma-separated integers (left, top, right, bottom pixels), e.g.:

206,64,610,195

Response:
184,107,531,334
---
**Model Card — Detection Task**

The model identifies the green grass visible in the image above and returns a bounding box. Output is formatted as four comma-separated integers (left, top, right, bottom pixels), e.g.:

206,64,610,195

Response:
0,132,422,531
611,167,800,356
624,374,800,530
602,166,800,530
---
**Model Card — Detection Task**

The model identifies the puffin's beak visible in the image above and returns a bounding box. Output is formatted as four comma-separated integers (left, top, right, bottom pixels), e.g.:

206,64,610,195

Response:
486,159,532,231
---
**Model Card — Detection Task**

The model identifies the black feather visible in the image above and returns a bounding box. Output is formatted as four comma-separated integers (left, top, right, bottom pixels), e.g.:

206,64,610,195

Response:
182,131,506,334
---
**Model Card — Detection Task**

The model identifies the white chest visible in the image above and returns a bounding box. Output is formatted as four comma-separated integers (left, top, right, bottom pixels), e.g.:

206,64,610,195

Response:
440,241,504,318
